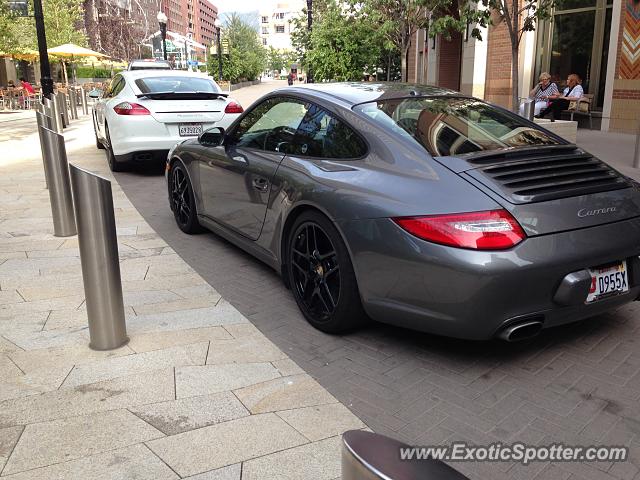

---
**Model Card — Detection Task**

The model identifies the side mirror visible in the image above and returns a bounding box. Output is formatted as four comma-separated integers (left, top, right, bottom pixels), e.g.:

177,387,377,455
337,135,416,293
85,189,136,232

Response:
198,127,225,147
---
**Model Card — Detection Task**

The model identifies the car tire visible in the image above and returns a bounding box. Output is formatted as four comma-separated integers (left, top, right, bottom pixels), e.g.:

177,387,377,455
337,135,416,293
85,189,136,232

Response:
94,121,105,150
286,211,368,333
104,124,124,172
169,161,202,234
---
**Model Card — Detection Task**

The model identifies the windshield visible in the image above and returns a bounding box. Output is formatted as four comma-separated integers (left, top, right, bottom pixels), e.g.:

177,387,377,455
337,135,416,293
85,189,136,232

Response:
135,76,221,94
354,97,561,157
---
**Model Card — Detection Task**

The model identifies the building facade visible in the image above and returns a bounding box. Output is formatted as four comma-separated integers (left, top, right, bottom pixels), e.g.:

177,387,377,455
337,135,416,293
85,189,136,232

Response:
259,1,304,50
408,0,640,133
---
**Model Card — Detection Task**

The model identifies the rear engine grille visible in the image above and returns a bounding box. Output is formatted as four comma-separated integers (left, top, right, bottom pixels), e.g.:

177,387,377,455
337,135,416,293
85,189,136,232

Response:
472,151,629,204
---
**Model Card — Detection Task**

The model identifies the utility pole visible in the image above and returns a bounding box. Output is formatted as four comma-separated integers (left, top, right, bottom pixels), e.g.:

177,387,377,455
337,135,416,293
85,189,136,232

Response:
306,0,313,83
32,0,54,98
215,18,222,81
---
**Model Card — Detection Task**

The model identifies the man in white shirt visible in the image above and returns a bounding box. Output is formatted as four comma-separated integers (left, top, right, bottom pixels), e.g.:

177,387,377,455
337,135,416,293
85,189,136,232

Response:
536,73,584,122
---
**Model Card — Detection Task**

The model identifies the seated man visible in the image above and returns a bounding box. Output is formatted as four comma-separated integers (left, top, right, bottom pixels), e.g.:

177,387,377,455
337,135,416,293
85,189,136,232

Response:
536,73,584,122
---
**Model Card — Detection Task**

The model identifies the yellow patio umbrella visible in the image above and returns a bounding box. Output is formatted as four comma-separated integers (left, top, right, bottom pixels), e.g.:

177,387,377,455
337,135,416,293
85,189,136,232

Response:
48,43,108,85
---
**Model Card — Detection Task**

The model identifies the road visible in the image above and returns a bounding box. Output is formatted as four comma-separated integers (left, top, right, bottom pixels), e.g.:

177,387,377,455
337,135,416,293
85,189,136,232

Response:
97,80,640,479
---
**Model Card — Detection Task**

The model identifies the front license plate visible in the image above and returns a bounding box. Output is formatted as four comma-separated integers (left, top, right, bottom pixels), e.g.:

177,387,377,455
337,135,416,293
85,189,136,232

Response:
586,260,629,303
179,123,203,136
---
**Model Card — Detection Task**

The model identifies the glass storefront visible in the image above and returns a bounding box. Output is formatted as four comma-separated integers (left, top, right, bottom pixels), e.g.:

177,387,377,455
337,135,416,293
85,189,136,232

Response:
535,0,613,108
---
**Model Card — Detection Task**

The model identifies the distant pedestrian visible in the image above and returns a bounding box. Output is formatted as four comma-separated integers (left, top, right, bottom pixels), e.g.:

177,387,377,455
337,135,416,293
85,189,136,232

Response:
519,72,558,117
287,73,294,86
19,78,35,95
536,73,584,122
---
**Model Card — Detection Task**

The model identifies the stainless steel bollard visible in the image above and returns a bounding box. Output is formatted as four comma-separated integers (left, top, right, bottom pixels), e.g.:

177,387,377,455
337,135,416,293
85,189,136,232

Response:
81,87,89,115
69,89,79,120
69,164,128,351
341,430,470,480
522,99,535,121
56,92,68,127
49,95,63,133
35,111,53,189
40,127,76,237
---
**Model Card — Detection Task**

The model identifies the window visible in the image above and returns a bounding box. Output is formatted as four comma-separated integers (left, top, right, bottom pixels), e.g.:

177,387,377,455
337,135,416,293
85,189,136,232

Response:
106,75,125,98
232,97,309,153
275,12,285,19
261,16,268,23
355,97,560,157
275,25,285,33
135,76,221,94
262,38,267,45
262,27,268,34
293,103,367,159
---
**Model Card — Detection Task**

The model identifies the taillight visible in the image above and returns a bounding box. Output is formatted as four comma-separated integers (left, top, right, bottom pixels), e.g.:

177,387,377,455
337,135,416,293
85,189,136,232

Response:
224,101,243,114
113,102,150,115
393,209,526,250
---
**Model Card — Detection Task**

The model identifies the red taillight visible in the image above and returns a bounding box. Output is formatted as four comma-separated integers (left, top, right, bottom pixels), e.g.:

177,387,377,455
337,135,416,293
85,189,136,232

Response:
224,101,243,114
113,102,150,115
393,209,526,250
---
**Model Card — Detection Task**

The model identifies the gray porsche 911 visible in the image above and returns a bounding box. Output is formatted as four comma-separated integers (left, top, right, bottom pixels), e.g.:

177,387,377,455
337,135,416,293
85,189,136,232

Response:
166,82,640,341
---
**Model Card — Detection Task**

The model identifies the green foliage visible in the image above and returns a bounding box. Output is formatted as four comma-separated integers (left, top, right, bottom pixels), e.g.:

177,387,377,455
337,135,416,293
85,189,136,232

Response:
208,13,266,83
290,0,386,82
0,0,86,54
266,47,298,74
75,66,116,78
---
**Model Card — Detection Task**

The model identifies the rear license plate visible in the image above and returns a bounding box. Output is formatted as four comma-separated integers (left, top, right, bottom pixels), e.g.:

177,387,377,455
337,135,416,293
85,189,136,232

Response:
179,123,203,136
586,260,629,303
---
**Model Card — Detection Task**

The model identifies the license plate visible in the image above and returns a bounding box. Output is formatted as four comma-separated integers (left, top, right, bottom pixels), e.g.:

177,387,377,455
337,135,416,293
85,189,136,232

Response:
586,261,629,303
179,123,203,136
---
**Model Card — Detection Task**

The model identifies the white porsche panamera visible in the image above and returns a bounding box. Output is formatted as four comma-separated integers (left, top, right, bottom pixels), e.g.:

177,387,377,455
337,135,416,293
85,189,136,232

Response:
93,70,243,171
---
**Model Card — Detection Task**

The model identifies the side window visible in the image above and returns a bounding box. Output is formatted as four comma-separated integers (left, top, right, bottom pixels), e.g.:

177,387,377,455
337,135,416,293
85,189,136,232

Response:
105,76,123,98
232,97,308,153
294,103,367,159
111,77,126,97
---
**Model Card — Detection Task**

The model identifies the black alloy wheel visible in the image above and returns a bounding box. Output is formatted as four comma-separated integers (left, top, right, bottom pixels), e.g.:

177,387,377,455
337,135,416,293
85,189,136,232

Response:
169,162,201,234
287,211,367,333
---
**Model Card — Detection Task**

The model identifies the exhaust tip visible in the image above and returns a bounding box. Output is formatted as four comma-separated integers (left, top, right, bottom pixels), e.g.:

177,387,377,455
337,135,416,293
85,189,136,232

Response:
498,319,543,342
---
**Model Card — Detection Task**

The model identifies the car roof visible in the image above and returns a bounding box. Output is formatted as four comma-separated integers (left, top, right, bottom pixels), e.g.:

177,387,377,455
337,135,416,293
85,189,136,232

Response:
119,70,212,81
279,82,460,106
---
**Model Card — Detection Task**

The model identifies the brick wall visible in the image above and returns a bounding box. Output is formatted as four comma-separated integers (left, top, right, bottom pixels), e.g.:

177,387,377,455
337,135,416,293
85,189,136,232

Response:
609,0,640,133
408,36,417,83
438,33,462,91
484,17,513,109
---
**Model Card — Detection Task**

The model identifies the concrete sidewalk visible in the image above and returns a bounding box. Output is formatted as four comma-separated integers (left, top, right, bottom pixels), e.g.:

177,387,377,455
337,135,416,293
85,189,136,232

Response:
0,101,365,478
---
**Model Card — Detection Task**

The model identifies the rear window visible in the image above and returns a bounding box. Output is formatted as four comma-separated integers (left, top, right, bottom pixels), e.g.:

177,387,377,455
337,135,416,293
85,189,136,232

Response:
135,76,221,94
354,97,561,157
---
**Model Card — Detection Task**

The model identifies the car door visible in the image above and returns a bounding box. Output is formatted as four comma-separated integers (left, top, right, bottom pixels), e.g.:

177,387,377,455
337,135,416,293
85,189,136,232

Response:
199,96,309,240
95,75,125,137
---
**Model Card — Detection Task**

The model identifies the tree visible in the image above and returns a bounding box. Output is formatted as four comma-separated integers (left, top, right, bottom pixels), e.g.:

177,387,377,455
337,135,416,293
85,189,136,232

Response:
362,0,452,83
208,13,266,83
432,0,555,111
266,47,298,75
291,0,384,82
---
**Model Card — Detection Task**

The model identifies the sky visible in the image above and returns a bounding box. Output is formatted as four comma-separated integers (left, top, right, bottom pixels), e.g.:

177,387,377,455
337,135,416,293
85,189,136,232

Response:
213,0,278,15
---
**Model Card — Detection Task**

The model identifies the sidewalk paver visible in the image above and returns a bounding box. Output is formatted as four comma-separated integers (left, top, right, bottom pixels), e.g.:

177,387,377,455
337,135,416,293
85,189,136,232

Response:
0,93,364,478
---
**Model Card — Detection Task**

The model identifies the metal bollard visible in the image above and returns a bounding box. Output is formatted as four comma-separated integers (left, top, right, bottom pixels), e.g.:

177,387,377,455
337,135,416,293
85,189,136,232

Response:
69,89,79,120
55,92,68,127
35,111,53,189
81,87,88,115
40,126,76,237
341,430,470,480
69,164,128,351
522,99,535,121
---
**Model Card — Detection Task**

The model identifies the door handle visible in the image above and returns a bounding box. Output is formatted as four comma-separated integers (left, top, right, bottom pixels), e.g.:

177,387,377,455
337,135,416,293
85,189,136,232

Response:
252,177,269,192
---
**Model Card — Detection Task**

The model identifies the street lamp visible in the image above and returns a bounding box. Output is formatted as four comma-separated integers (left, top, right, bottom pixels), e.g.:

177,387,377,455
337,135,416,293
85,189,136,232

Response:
214,18,223,81
306,0,313,83
157,11,168,61
33,0,54,98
